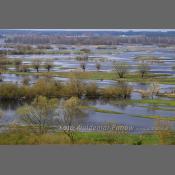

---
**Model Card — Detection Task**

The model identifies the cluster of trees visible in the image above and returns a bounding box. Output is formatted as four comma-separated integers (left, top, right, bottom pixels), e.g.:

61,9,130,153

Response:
31,59,54,72
0,56,14,71
0,57,54,73
138,81,160,99
113,61,150,78
76,53,101,72
0,58,151,77
134,56,164,64
0,78,132,100
37,45,52,50
17,96,83,143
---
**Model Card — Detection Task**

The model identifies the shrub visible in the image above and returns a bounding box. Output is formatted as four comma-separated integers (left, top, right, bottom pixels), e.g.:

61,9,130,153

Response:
22,77,31,85
37,45,52,50
0,78,132,100
0,84,22,100
32,79,62,98
101,83,132,99
63,78,86,98
0,58,13,70
85,82,99,98
132,137,143,145
14,59,22,71
19,64,30,72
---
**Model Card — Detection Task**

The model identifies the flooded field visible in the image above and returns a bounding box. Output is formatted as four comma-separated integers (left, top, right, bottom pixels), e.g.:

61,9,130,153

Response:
1,43,175,133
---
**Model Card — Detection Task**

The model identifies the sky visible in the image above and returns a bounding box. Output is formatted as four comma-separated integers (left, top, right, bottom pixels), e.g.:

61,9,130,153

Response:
7,29,175,32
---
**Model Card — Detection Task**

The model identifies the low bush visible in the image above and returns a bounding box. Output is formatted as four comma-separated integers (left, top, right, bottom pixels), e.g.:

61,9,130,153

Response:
100,86,132,99
85,82,99,98
63,78,86,98
0,78,132,100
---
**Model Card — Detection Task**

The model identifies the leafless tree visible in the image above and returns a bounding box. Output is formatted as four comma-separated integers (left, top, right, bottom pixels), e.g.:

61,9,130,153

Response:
80,62,86,72
113,62,129,78
14,59,22,72
17,96,58,134
55,97,84,144
96,62,101,71
44,59,54,72
138,63,150,78
149,80,160,99
32,59,42,72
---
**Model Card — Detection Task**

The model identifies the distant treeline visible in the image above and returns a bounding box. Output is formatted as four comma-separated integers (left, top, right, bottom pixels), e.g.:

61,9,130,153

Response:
5,35,175,45
2,29,175,37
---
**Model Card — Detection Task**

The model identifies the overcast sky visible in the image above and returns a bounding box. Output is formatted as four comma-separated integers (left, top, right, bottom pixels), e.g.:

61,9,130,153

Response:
5,29,175,32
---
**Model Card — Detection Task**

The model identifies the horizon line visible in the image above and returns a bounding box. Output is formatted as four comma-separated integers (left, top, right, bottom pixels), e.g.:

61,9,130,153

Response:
1,29,175,32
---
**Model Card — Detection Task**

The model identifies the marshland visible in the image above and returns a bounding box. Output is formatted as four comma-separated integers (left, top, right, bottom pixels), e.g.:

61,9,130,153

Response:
0,29,175,144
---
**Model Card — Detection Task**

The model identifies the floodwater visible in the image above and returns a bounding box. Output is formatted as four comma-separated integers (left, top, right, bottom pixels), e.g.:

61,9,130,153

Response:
1,44,175,131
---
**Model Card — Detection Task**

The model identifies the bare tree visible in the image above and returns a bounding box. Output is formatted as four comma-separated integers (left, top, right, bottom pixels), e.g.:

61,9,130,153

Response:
80,62,86,72
149,80,160,99
44,59,54,72
17,96,58,134
14,59,22,72
0,72,3,82
56,97,84,144
32,59,42,72
113,62,129,78
117,80,132,99
138,63,150,78
96,62,101,71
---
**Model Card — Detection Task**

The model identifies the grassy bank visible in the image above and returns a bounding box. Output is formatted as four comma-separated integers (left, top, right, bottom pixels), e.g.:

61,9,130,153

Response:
131,114,175,121
0,130,172,145
0,49,86,55
4,70,171,83
80,105,123,114
133,99,175,107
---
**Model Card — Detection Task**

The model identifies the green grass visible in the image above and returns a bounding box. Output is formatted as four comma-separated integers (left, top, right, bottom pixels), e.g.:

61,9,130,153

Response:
95,109,123,114
4,70,170,83
133,99,175,107
51,71,169,82
158,93,175,98
80,106,123,114
155,77,175,85
2,49,86,55
131,114,175,121
138,105,175,112
0,130,166,145
74,132,160,145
